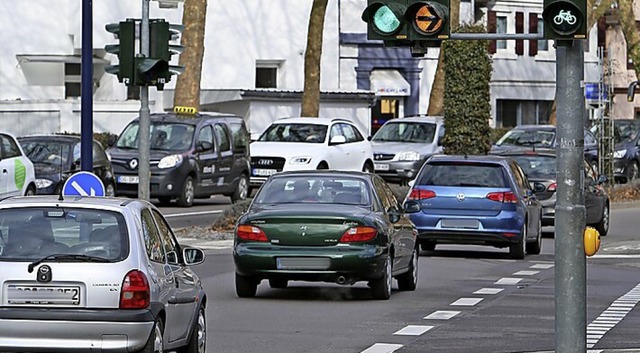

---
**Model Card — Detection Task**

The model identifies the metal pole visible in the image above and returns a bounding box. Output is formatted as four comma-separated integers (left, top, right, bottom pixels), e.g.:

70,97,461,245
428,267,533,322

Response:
555,40,587,353
138,0,151,200
81,0,93,171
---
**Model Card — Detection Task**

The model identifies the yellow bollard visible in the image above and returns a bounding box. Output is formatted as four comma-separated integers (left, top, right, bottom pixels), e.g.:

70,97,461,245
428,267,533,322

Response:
584,226,601,257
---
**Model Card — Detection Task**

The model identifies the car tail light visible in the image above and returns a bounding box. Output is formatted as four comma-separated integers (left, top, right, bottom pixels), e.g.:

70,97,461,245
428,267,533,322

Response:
120,270,150,309
547,183,557,192
409,189,436,200
340,226,377,243
236,225,268,242
486,191,518,203
502,232,518,237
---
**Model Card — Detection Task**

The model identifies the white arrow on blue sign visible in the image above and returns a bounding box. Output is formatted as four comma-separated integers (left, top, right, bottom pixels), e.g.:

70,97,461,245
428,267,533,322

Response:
62,171,106,197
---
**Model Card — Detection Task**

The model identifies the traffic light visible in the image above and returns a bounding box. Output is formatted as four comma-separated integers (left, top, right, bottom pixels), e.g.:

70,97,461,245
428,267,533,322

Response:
542,0,586,40
405,0,450,42
104,20,136,85
362,1,409,42
137,19,185,90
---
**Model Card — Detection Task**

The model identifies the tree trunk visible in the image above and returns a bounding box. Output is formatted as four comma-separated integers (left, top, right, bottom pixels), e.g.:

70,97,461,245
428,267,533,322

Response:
173,0,207,111
301,0,328,118
619,0,640,80
427,0,460,116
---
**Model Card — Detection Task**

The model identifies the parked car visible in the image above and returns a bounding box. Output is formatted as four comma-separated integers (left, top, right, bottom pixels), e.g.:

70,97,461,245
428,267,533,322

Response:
249,117,374,190
494,148,610,236
491,125,599,171
107,111,251,206
407,154,542,259
18,134,116,196
233,170,420,300
0,132,36,198
0,195,207,352
608,119,640,183
370,115,445,184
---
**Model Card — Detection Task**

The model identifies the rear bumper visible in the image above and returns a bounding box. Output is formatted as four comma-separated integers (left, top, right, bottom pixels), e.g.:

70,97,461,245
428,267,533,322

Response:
0,307,156,353
417,229,522,247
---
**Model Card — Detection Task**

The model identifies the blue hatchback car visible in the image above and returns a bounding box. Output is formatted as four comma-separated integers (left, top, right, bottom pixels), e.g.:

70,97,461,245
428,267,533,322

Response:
406,155,542,259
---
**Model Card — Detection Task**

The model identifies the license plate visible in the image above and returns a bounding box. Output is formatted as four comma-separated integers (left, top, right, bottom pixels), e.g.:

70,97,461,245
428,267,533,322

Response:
252,168,278,177
441,219,480,229
7,285,81,305
276,257,330,270
374,163,389,171
117,175,139,184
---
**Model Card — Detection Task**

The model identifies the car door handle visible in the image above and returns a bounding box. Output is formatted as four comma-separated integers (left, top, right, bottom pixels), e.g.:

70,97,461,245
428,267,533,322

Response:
168,296,197,304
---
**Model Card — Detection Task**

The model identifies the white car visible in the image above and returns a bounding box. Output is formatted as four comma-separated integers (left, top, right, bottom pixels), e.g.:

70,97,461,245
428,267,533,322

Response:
0,132,36,198
249,117,374,188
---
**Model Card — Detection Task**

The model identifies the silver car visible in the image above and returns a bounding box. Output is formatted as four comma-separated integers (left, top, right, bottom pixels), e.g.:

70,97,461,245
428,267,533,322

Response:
0,195,207,353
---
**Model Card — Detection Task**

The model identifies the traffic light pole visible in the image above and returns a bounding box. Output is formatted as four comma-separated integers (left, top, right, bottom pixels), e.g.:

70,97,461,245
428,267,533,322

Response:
80,0,93,172
138,0,151,201
555,40,587,353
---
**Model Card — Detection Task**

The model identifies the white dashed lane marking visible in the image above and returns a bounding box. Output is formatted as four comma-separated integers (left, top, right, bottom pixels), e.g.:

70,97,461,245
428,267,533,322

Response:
495,277,523,285
513,270,540,276
450,298,483,306
360,343,403,353
530,263,554,269
393,325,434,336
586,283,640,349
423,310,460,320
473,288,504,295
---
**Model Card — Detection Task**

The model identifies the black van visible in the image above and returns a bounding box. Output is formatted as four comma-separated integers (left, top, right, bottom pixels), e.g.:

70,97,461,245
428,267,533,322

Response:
107,112,251,207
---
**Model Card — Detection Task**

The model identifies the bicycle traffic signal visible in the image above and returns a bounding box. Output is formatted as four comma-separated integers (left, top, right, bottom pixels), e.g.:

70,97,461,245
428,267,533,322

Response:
361,0,449,48
105,20,136,85
542,0,586,40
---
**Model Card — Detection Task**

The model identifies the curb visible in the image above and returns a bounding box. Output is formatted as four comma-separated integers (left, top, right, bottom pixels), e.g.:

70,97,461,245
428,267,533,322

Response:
611,201,640,210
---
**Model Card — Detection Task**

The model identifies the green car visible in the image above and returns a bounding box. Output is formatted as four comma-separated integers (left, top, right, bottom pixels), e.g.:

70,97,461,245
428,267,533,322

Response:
233,170,421,300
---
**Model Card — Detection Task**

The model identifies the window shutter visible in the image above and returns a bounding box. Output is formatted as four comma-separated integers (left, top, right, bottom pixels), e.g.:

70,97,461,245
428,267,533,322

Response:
516,12,524,56
488,11,497,54
529,13,538,56
597,16,606,49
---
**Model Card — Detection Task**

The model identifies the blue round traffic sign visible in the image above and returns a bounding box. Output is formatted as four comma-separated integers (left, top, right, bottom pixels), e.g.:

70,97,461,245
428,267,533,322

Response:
62,171,106,197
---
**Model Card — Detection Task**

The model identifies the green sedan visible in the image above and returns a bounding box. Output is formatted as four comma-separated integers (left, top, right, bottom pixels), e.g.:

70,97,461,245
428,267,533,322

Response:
233,170,421,300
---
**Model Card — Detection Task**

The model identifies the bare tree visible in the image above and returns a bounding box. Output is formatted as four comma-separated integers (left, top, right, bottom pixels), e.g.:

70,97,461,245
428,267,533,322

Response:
173,0,207,111
301,0,329,117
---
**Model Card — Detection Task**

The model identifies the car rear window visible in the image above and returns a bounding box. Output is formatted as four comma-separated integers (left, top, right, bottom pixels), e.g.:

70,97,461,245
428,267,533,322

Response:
255,176,372,206
417,162,508,188
511,155,556,179
0,207,128,262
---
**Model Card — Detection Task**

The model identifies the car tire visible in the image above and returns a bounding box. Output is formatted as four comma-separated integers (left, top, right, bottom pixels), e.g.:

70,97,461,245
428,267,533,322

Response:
362,162,374,174
177,176,195,207
105,183,116,197
396,247,418,291
137,319,164,353
526,216,542,255
235,272,257,298
627,161,639,183
24,184,36,196
231,174,249,204
268,278,288,289
370,255,392,300
316,162,329,170
509,222,527,259
420,241,435,252
594,203,610,236
178,306,206,353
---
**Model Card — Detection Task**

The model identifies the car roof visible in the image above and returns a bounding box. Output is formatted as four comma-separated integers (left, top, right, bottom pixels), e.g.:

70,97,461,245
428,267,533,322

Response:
272,117,355,126
428,154,511,165
136,112,244,126
0,195,143,210
510,125,556,131
18,134,83,142
492,147,557,157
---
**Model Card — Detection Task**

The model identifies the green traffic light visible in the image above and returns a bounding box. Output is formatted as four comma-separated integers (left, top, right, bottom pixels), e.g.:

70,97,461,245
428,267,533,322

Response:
373,6,401,34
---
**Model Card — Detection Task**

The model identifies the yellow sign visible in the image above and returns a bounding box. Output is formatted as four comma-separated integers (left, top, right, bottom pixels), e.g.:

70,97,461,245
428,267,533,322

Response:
583,226,600,257
414,5,443,34
174,106,198,115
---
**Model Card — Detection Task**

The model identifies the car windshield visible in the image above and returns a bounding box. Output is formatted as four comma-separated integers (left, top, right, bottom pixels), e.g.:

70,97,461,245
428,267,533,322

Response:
20,140,72,167
417,162,508,188
372,122,436,143
0,207,128,262
496,129,555,147
254,176,372,206
511,155,556,179
614,121,640,143
116,122,195,151
258,123,328,143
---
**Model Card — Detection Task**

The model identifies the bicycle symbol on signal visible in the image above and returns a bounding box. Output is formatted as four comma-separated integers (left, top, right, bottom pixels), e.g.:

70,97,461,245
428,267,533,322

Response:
554,10,577,25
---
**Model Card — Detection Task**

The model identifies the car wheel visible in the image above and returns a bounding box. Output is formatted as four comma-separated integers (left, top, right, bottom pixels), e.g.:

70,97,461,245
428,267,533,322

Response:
177,176,195,207
370,255,392,300
362,162,374,174
594,203,610,236
316,162,329,170
105,183,116,197
396,247,418,291
235,273,257,298
628,161,639,183
24,185,36,196
268,278,288,289
231,174,249,204
420,241,435,252
509,221,527,259
178,306,206,353
137,319,164,353
526,216,542,255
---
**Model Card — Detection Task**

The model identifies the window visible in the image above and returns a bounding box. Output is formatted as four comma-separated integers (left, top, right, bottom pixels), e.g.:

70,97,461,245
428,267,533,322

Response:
152,209,180,265
496,100,553,127
214,124,231,152
197,126,215,152
0,135,22,159
496,16,507,50
256,67,277,88
141,209,164,263
65,63,81,99
92,141,108,163
537,18,548,51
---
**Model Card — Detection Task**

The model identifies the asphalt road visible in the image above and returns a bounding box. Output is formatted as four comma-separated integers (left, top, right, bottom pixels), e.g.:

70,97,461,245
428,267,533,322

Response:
183,207,640,353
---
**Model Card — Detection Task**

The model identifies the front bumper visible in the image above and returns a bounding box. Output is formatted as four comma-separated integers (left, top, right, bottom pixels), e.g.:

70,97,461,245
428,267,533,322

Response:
113,165,190,198
613,158,630,180
373,160,424,183
0,307,155,352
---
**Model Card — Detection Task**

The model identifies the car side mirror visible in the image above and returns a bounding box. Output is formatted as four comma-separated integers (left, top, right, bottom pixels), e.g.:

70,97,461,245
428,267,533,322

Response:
183,247,205,265
196,141,213,153
329,135,347,145
107,135,117,147
388,207,401,223
403,200,421,214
